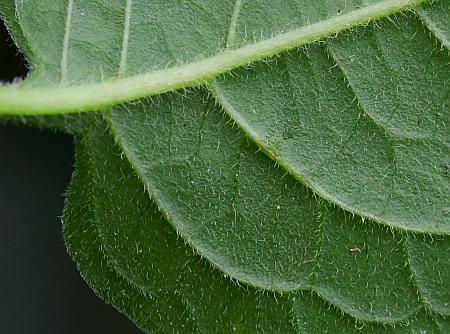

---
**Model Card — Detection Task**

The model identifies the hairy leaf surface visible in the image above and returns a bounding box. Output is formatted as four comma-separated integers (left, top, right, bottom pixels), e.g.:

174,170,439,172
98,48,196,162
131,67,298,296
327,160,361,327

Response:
212,8,450,233
109,89,426,319
3,0,448,232
65,117,448,333
1,0,449,332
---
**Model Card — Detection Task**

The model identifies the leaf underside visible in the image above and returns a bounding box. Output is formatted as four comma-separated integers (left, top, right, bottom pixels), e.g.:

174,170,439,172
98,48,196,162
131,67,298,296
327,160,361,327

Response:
1,0,449,333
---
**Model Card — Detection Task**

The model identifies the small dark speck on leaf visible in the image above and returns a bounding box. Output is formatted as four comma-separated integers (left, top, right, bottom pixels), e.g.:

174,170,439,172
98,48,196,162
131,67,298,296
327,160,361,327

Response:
442,160,450,177
282,128,294,140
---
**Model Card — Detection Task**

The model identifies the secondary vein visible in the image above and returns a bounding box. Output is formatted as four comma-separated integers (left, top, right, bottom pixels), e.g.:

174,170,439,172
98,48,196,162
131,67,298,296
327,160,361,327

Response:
61,0,74,83
118,0,133,78
0,0,425,115
226,0,243,48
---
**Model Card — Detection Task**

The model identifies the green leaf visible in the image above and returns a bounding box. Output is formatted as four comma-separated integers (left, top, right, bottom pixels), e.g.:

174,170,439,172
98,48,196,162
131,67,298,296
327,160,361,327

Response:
3,0,447,232
211,8,450,233
66,116,447,333
416,0,450,50
294,293,449,333
1,0,449,332
407,234,450,315
66,118,299,334
107,88,449,321
64,131,200,333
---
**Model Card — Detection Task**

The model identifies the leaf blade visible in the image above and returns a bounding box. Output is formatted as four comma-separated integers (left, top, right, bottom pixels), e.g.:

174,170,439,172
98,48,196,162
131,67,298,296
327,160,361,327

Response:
107,89,436,322
66,117,446,332
212,8,450,233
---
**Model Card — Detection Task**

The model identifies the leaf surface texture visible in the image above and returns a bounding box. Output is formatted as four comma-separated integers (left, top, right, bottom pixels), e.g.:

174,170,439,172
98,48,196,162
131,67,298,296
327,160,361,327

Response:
1,0,449,332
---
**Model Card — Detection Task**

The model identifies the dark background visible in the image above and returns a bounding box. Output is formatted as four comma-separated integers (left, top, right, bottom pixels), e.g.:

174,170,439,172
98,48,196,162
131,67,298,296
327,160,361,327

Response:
0,19,143,333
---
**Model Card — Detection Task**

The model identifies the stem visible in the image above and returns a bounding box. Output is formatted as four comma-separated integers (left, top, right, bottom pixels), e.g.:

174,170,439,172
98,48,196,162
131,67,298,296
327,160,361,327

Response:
0,0,424,116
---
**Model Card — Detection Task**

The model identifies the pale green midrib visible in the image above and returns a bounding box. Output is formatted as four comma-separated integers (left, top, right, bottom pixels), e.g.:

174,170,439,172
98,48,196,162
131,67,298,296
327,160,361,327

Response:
0,0,424,116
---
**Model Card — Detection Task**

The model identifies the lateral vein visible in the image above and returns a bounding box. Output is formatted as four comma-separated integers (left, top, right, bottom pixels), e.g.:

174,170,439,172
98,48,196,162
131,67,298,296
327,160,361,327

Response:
226,0,243,48
61,0,74,83
118,0,133,78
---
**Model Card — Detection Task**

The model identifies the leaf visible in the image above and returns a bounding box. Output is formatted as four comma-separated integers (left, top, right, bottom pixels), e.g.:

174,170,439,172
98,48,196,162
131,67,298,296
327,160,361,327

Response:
294,293,449,333
108,87,450,319
2,0,447,231
64,130,201,334
66,118,300,334
211,6,450,233
416,0,450,50
407,234,450,315
66,116,448,333
1,0,449,332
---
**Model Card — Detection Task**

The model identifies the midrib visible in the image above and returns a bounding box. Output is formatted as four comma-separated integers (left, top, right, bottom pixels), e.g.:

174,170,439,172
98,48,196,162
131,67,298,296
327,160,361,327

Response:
0,0,425,116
